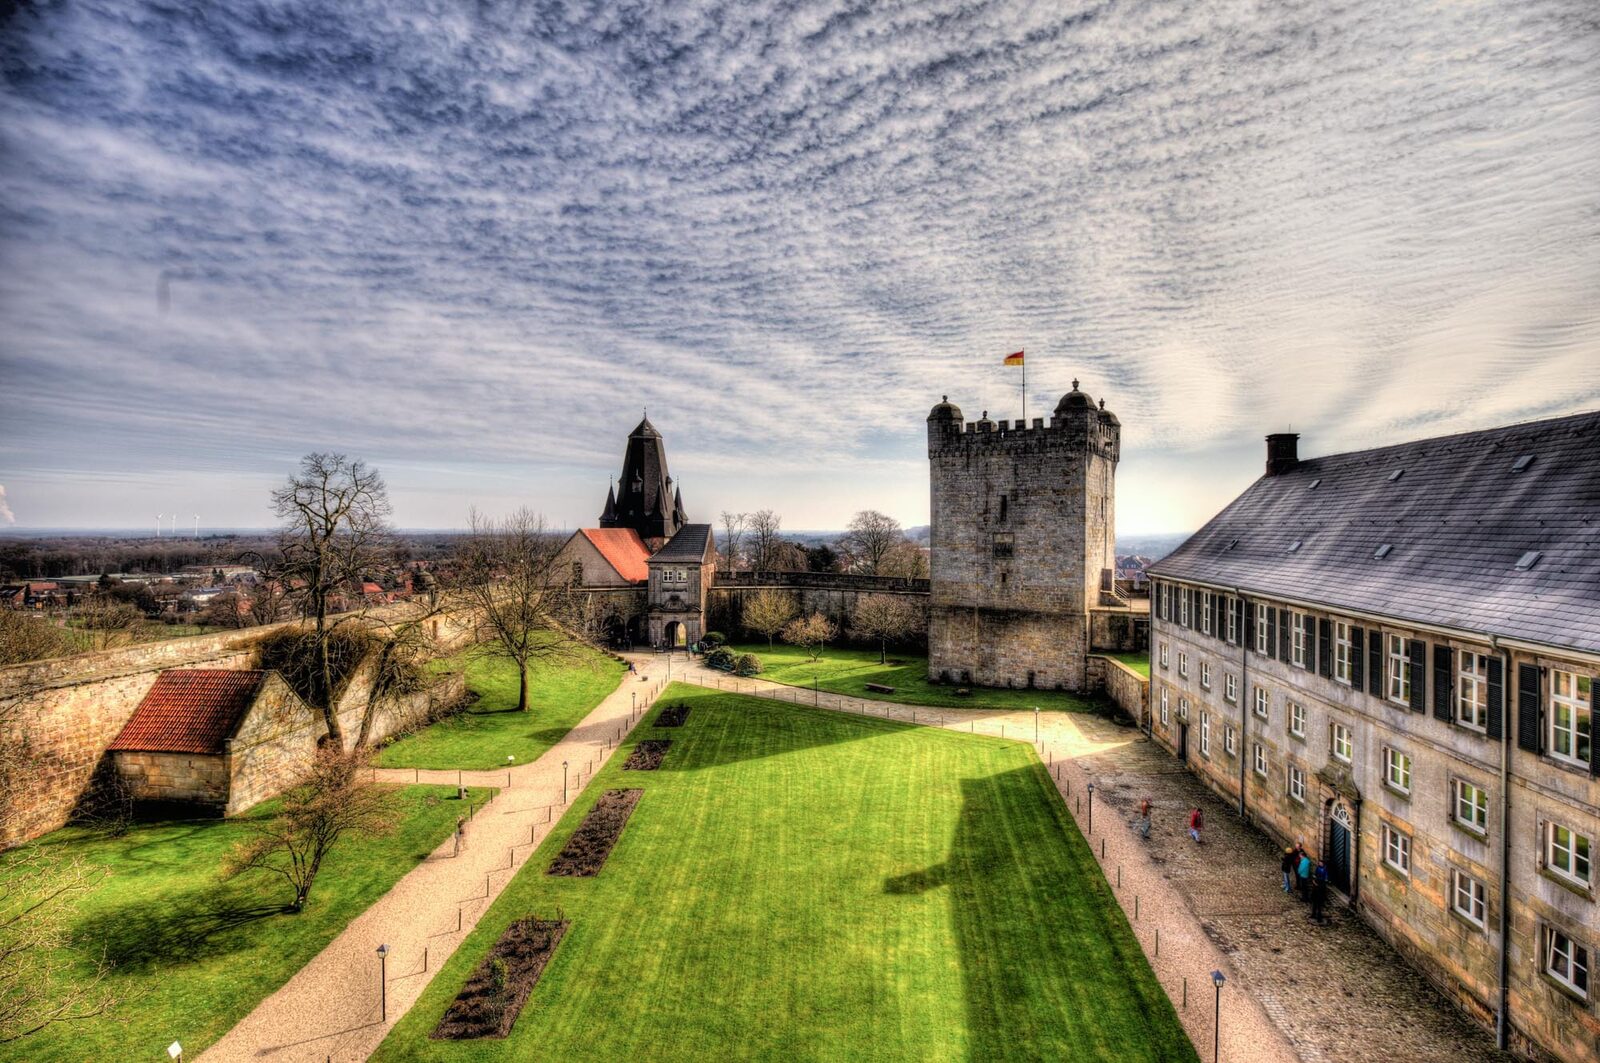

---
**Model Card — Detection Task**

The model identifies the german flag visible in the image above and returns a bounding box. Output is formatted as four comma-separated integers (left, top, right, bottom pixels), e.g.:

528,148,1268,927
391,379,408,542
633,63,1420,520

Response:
1003,350,1024,366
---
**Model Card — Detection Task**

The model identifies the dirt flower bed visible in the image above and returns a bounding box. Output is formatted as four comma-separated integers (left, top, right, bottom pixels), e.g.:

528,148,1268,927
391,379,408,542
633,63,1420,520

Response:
547,789,642,876
654,702,690,727
623,740,671,771
431,918,569,1040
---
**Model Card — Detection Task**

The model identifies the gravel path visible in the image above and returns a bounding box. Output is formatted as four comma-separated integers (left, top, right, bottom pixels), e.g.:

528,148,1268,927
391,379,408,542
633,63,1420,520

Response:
197,662,666,1063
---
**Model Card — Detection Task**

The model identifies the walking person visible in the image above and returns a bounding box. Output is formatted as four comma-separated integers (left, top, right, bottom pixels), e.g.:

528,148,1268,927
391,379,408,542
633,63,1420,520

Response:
1135,798,1152,840
1280,847,1296,893
1297,850,1314,901
1187,806,1204,844
1310,861,1330,923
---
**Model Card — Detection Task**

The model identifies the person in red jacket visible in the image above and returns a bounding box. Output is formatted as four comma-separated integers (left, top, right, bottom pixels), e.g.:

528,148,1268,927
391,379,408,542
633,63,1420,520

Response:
1187,806,1204,843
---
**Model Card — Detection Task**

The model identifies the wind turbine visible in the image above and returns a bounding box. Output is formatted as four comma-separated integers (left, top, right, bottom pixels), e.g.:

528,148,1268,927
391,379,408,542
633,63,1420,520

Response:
193,514,200,539
156,513,163,539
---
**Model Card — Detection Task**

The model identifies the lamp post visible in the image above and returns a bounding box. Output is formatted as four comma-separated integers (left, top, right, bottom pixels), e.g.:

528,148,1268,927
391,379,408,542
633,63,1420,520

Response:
814,674,819,706
167,1042,182,1063
1211,969,1225,1062
1086,782,1095,835
562,760,569,804
1034,706,1040,743
377,944,389,1021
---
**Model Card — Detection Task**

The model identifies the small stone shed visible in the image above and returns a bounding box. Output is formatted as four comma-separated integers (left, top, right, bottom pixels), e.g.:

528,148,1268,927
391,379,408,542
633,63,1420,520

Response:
106,668,321,816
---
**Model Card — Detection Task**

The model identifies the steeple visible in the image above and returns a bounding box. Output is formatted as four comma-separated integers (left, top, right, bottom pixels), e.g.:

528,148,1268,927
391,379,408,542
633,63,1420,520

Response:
599,416,685,540
600,480,618,524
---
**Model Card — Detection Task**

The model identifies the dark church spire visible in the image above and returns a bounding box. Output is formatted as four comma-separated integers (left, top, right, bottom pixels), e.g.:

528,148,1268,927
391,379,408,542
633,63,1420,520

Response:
599,416,684,540
600,480,617,524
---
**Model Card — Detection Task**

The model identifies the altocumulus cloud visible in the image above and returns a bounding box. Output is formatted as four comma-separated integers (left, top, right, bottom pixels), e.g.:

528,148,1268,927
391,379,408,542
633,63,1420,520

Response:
0,0,1596,530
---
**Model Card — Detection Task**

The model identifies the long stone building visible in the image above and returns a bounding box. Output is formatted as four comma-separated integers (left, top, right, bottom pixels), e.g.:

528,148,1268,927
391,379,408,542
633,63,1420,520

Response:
1148,413,1599,1062
926,382,1145,691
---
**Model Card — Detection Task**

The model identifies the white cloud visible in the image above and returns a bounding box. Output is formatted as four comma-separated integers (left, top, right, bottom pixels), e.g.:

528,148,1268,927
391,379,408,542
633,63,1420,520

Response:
0,485,14,525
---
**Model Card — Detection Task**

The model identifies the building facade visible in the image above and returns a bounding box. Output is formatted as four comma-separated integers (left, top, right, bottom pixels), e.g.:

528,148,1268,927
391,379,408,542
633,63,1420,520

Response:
1148,414,1600,1063
926,382,1136,691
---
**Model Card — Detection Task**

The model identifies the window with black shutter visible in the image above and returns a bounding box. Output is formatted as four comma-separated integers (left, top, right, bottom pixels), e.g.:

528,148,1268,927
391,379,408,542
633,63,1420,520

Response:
1318,618,1332,677
1516,664,1542,753
1267,608,1279,660
1244,602,1255,649
1486,657,1504,739
1279,609,1291,661
1302,615,1316,671
1351,626,1365,689
1408,640,1427,712
1432,645,1453,721
1368,631,1383,697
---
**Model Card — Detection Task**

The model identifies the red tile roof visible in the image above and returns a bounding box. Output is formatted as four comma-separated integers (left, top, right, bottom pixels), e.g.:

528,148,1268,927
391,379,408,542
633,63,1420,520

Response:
108,670,268,754
579,528,651,583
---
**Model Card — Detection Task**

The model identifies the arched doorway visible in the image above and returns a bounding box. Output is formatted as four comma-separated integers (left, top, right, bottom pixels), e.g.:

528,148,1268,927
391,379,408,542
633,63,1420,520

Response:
664,621,687,650
1327,801,1354,895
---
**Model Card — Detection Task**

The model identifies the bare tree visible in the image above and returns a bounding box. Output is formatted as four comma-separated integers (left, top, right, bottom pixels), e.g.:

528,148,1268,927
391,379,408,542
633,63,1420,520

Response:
747,509,785,573
223,746,392,912
878,540,930,580
741,589,797,648
450,508,587,714
0,851,119,1045
718,511,747,572
849,594,925,664
0,612,70,668
781,612,838,662
267,453,394,744
841,510,904,575
353,600,443,747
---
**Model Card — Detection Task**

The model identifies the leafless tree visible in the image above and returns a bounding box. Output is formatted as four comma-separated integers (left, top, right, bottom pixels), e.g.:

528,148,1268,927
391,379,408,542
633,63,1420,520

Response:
747,509,786,573
266,453,394,744
781,612,838,662
353,598,443,747
223,746,392,912
878,540,930,580
450,508,588,714
719,511,747,572
841,510,904,575
0,850,120,1044
741,589,797,648
849,594,925,664
0,612,70,668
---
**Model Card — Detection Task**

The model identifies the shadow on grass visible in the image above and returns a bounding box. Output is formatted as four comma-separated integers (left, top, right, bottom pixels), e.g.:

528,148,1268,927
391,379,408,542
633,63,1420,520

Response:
885,766,1195,1063
73,885,292,973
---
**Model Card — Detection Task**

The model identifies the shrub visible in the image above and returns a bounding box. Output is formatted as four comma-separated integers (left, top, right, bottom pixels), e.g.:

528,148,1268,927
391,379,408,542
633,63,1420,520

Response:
701,631,727,648
704,647,737,672
733,654,762,677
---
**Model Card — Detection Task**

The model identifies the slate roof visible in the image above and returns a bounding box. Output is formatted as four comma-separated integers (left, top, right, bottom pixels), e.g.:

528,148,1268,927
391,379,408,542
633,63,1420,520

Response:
579,527,651,583
601,416,684,540
108,669,268,754
1148,410,1600,656
650,523,714,563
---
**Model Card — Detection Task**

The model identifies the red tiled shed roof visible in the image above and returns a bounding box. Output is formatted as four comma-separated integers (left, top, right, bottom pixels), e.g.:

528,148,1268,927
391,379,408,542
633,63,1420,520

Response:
108,670,268,754
579,528,651,583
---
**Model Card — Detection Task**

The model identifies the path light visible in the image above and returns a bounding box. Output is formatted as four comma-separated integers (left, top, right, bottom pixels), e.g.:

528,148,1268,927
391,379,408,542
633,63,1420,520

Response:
507,755,515,763
376,944,389,1021
167,1042,182,1062
1085,782,1095,835
1034,706,1040,743
1211,970,1225,1063
563,760,569,804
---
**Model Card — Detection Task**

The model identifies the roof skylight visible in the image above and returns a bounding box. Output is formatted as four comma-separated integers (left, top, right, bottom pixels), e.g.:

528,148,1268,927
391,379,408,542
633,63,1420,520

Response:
1512,455,1535,472
1387,469,1404,482
1374,544,1393,559
1515,550,1542,571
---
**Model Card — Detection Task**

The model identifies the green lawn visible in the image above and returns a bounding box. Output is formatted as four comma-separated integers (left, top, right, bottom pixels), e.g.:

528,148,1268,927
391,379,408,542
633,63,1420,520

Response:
375,646,626,770
377,685,1194,1062
725,642,1105,713
1107,652,1151,678
14,784,491,1062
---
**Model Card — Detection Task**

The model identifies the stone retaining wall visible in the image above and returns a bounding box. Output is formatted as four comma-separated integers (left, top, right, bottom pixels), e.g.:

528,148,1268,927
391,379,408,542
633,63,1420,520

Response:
1087,655,1150,725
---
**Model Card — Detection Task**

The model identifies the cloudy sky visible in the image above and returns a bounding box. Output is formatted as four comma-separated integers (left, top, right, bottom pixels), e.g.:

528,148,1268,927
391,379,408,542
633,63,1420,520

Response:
1,0,1596,535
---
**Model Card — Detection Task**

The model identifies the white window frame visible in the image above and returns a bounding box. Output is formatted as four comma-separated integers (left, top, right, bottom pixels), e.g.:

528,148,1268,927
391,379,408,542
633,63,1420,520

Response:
1549,670,1593,769
1384,747,1412,794
1178,651,1189,679
1546,822,1593,889
1161,583,1171,620
1457,652,1489,731
1253,687,1269,721
1159,687,1170,725
1254,604,1270,654
1180,590,1190,627
1382,824,1411,876
1224,673,1238,703
1253,742,1267,777
1200,661,1212,689
1387,634,1411,704
1226,599,1239,644
1159,642,1169,670
1224,724,1237,756
1289,700,1306,739
1287,764,1306,803
1201,593,1212,635
1331,721,1353,764
1179,696,1190,721
1452,778,1488,835
1545,927,1591,999
1451,870,1487,928
1334,621,1354,684
1200,712,1210,757
1291,612,1308,668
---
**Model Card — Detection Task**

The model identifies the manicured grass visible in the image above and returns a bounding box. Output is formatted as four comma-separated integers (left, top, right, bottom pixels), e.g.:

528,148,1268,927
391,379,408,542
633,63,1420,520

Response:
375,646,626,770
1108,652,1151,678
725,642,1105,713
15,784,491,1062
378,685,1194,1062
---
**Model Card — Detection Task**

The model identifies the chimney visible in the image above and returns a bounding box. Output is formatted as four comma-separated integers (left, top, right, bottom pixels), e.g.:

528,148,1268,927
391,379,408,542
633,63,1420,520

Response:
1265,433,1300,476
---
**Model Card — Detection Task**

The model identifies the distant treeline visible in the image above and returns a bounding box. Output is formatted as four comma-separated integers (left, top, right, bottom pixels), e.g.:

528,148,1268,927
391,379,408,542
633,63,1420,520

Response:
0,533,465,581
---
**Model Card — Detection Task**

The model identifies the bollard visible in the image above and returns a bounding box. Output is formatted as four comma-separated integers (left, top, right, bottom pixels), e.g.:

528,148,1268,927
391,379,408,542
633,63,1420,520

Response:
1182,976,1187,1009
1117,865,1122,889
1077,797,1081,813
1101,838,1106,859
1135,896,1139,921
457,908,462,933
424,946,429,973
415,767,420,783
1155,927,1160,956
507,771,512,787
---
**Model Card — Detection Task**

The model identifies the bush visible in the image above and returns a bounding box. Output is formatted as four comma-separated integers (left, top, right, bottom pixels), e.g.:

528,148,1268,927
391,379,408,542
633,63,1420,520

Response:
704,647,737,672
701,631,727,649
733,653,762,677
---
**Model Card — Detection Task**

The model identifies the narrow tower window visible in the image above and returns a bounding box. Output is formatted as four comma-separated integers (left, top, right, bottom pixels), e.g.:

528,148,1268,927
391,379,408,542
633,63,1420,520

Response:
999,494,1008,522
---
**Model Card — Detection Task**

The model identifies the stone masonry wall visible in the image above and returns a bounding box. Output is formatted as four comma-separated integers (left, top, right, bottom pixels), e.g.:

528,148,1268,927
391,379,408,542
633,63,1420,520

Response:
113,750,229,806
1087,655,1150,725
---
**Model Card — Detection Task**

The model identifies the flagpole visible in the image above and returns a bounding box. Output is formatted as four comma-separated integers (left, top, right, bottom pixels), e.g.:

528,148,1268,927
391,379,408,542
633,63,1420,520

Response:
1022,359,1027,424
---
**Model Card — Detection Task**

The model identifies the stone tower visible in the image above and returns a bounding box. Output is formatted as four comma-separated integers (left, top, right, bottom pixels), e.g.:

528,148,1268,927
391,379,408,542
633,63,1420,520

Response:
600,415,686,544
926,381,1121,691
